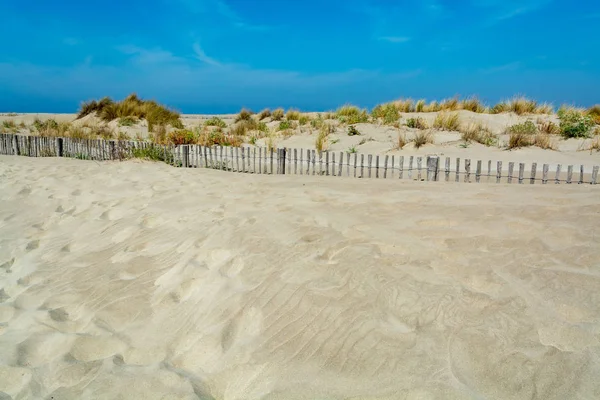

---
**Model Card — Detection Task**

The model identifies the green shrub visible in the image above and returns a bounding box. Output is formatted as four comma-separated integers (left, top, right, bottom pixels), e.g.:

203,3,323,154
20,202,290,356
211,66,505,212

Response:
372,103,399,124
279,120,292,131
558,108,595,138
336,105,369,124
587,105,600,124
119,117,137,126
204,117,227,128
347,125,361,136
507,120,537,135
132,146,174,163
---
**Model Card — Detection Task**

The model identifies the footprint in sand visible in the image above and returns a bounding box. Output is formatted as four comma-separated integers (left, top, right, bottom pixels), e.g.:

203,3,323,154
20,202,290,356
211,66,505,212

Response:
25,240,39,251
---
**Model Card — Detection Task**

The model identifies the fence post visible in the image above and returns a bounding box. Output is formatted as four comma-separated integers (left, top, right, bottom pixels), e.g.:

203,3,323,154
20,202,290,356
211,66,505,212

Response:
426,156,439,181
182,146,189,168
281,148,286,174
56,137,64,157
109,140,116,160
12,135,20,155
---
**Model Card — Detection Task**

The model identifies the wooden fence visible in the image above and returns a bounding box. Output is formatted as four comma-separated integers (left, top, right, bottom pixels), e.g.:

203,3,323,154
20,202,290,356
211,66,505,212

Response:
1,133,598,185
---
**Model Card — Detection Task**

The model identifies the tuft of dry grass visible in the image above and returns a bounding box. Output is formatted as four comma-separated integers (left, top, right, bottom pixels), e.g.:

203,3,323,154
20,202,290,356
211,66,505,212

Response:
285,109,301,120
298,114,310,125
406,117,429,129
422,101,440,112
533,133,556,150
335,105,369,124
166,129,197,145
257,109,271,120
537,119,560,135
506,120,555,149
415,99,426,112
271,108,285,121
460,97,486,113
433,112,461,131
77,93,182,131
315,125,330,152
587,105,600,124
491,96,549,115
440,97,460,111
413,130,434,149
586,136,600,152
394,133,408,150
460,123,497,146
392,98,415,113
235,108,254,123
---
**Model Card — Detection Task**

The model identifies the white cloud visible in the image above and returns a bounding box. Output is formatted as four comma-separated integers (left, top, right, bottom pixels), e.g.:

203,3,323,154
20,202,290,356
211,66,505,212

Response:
177,0,272,31
378,36,411,43
192,43,222,66
472,0,552,23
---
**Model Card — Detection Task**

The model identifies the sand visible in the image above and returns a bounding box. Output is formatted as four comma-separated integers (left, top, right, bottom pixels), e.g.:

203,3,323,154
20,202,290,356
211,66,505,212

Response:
1,155,600,399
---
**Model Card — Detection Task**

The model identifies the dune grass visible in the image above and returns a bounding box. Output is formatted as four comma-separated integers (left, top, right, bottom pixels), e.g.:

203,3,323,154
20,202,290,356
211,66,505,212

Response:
235,108,254,123
371,103,400,125
315,125,330,152
587,105,600,124
406,117,429,130
460,97,486,113
460,123,497,146
537,120,560,135
198,129,243,147
271,108,285,121
286,109,301,121
433,113,461,131
415,99,426,113
394,133,408,150
413,131,434,149
336,104,369,124
506,121,555,149
77,94,182,131
392,98,415,113
492,96,552,115
257,109,271,120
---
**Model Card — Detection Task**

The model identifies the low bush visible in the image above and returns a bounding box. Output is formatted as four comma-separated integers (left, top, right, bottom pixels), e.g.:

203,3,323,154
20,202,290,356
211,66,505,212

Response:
204,117,227,128
587,105,600,124
271,108,285,121
336,104,369,124
286,109,301,120
235,108,254,123
119,117,137,126
167,129,197,145
257,109,271,120
348,125,361,136
460,123,497,146
558,107,594,138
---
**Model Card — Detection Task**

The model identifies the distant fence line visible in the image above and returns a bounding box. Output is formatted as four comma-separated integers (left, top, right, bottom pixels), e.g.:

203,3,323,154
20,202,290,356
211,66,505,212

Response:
1,133,598,186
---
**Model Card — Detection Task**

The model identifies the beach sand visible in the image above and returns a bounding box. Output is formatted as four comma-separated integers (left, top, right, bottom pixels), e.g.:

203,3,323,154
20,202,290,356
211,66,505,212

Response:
1,155,599,399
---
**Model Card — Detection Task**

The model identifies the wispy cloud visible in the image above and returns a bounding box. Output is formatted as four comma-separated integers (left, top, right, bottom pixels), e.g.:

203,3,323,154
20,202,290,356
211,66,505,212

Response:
177,0,272,31
473,0,551,23
192,43,221,66
63,37,80,46
378,36,411,43
480,61,521,74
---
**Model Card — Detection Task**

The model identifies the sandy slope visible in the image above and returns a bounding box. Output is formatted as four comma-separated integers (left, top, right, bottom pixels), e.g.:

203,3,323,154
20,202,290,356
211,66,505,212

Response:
1,156,600,399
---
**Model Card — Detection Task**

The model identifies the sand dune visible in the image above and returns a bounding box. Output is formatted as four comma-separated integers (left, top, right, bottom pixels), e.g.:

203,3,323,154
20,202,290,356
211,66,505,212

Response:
1,155,599,399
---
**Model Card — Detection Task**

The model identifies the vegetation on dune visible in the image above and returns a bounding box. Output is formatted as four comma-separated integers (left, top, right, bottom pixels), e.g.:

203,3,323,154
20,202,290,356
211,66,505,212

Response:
257,108,271,120
298,114,310,125
371,103,399,125
460,97,486,113
413,131,434,149
506,121,555,149
204,117,227,128
347,125,361,136
234,108,254,123
433,112,461,131
278,120,292,131
271,108,285,121
587,105,600,124
392,98,415,113
335,105,369,124
285,109,301,121
558,107,595,138
315,125,330,152
491,96,552,115
406,117,429,130
77,94,182,131
394,133,408,150
460,123,497,146
198,129,244,147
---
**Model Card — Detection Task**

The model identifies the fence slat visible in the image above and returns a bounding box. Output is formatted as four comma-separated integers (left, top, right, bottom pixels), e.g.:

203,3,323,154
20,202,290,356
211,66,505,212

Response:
579,165,584,184
359,154,364,178
417,157,422,181
383,155,389,179
555,164,561,184
518,163,525,184
496,161,502,183
338,152,343,177
319,151,323,175
567,165,573,184
465,159,471,183
476,160,482,183
591,166,599,185
445,157,450,182
487,160,492,181
455,158,460,182
311,150,316,175
399,156,404,179
391,155,395,179
530,163,537,184
331,152,336,176
408,156,414,180
542,164,549,184
368,154,373,178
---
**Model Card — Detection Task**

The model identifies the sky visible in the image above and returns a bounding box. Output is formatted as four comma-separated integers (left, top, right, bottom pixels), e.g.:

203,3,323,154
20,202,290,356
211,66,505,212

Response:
0,0,599,113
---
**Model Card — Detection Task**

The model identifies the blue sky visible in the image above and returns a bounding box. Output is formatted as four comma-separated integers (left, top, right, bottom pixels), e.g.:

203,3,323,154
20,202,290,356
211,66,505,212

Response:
1,0,599,113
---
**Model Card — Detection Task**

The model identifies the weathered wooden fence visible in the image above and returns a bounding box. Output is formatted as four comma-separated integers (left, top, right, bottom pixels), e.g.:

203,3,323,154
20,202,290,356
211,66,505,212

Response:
1,133,598,185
